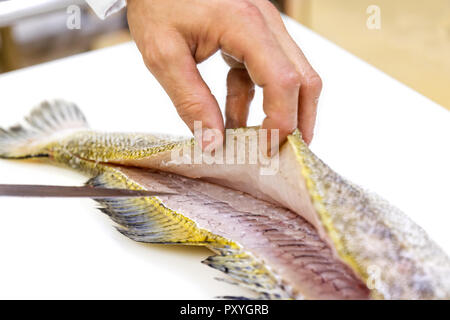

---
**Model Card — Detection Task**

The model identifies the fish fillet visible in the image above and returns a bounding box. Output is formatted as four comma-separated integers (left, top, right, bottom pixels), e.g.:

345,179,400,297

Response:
0,100,449,299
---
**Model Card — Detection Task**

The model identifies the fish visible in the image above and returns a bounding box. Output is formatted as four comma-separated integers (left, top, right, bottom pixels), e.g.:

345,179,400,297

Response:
0,100,449,300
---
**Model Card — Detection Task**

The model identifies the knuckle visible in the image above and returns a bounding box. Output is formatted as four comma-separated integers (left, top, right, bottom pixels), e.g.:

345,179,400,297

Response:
142,42,160,70
142,49,158,70
230,0,264,22
304,73,323,93
142,36,177,70
140,33,157,67
278,70,302,89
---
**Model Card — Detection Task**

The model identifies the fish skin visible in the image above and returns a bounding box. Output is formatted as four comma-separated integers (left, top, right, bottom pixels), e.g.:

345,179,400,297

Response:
292,136,450,299
0,100,449,299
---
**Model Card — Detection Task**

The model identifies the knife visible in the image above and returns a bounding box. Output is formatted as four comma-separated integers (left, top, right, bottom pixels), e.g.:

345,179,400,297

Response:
0,184,176,199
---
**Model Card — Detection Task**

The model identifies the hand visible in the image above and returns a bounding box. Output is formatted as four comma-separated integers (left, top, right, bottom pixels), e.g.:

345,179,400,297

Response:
127,0,322,151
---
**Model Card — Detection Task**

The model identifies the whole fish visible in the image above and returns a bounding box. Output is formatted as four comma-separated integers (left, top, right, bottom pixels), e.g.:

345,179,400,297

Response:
0,100,449,299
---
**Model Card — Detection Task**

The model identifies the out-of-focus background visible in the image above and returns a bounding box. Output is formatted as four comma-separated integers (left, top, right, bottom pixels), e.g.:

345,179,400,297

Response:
280,0,450,110
0,0,449,110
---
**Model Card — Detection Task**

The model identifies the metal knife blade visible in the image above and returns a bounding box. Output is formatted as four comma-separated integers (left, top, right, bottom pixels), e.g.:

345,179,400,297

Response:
0,184,177,199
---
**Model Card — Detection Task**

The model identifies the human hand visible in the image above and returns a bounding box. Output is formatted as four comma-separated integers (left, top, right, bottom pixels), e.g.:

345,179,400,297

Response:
127,0,322,152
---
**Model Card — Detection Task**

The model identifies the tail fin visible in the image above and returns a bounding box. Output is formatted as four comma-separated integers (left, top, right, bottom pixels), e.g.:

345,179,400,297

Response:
0,100,89,159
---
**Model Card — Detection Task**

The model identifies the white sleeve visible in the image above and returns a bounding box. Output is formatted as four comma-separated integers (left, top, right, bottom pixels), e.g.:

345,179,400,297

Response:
85,0,127,20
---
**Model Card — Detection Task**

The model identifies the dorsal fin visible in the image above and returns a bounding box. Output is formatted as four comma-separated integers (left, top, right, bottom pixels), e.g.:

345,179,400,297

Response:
0,100,89,159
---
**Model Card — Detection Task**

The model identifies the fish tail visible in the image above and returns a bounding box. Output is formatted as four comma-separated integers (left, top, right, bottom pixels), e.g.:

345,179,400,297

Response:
0,100,89,159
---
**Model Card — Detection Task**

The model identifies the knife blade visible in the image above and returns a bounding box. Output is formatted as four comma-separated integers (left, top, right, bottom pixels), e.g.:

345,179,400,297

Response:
0,184,176,199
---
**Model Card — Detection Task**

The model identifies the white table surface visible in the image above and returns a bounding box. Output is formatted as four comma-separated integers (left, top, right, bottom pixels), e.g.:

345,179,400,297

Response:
0,16,449,299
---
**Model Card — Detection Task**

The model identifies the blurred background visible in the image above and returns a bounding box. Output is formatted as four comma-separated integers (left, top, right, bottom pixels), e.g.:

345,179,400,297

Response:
0,0,449,110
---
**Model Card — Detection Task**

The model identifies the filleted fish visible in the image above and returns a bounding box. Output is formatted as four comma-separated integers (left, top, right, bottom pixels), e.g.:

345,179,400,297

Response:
0,100,449,299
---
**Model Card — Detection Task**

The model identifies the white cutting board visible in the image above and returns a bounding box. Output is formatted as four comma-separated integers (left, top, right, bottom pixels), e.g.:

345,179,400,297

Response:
0,16,448,299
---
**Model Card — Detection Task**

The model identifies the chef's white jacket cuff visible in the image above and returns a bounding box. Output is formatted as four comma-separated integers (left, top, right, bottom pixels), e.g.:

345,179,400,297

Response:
85,0,127,20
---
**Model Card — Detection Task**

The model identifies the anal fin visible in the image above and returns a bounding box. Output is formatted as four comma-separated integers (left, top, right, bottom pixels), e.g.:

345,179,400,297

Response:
88,171,231,246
